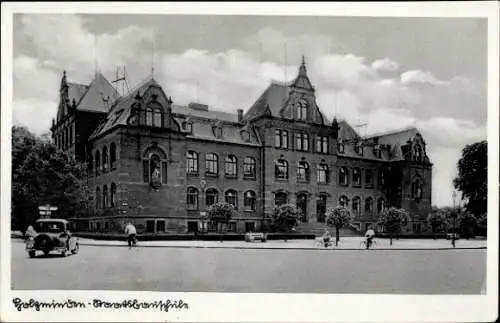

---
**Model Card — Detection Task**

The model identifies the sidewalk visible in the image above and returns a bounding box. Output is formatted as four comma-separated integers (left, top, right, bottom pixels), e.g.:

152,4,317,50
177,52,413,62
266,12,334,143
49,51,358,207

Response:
76,237,488,250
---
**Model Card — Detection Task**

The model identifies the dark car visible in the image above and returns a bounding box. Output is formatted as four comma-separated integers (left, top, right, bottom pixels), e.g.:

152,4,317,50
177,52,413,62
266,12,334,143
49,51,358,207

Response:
25,219,79,258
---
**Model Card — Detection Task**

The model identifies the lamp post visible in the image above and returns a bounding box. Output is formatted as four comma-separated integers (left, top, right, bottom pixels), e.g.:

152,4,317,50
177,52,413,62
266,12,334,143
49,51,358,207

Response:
200,179,207,235
451,191,457,248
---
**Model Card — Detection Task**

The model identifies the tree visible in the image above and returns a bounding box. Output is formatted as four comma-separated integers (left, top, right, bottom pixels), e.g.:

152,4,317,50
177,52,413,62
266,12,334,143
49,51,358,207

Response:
11,126,88,231
456,211,478,239
207,202,235,242
377,207,410,245
325,206,353,246
426,210,447,239
453,140,487,217
271,204,302,241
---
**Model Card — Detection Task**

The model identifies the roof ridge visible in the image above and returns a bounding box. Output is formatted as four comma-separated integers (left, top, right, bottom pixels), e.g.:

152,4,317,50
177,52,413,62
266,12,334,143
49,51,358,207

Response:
367,126,418,138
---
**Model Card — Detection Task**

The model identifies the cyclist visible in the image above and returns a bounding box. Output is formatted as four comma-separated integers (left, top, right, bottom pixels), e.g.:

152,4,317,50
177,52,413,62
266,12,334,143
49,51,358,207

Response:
124,222,137,249
364,225,375,249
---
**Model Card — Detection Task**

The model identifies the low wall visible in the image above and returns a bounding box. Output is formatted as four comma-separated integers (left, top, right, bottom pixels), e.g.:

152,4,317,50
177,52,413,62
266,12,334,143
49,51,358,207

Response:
73,232,316,241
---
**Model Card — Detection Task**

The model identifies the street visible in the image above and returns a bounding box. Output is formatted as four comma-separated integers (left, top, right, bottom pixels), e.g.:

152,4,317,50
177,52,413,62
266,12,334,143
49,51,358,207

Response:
11,240,486,294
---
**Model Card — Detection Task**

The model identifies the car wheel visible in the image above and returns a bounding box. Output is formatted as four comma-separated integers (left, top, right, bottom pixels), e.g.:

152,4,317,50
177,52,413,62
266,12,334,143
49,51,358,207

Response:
71,243,79,254
43,249,50,256
61,250,67,257
28,251,35,258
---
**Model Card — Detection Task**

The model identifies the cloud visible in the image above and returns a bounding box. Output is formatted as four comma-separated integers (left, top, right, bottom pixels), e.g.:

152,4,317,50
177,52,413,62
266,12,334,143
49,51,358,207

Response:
12,17,486,207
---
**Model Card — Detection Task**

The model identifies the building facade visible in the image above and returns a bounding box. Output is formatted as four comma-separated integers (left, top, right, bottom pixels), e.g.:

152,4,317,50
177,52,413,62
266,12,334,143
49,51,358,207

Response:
51,59,433,235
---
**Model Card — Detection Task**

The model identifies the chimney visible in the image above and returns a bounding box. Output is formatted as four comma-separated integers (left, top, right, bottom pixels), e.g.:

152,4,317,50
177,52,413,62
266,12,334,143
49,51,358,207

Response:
237,109,243,122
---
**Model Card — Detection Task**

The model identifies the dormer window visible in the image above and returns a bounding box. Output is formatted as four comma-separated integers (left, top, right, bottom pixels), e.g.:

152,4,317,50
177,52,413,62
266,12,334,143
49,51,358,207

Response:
182,121,192,133
373,144,382,158
241,130,251,142
355,142,364,156
212,124,223,139
296,99,308,121
146,105,162,128
337,141,345,154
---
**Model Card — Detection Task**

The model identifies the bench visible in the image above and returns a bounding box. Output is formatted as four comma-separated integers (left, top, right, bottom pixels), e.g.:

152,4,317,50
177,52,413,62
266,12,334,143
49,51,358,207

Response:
245,232,267,243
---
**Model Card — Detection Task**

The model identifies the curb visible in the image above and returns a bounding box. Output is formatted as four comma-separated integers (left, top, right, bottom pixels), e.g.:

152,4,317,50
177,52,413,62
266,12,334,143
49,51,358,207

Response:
78,242,487,251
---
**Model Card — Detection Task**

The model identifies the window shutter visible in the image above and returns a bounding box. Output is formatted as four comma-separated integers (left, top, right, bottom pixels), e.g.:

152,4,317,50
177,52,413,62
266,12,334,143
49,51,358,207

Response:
143,160,149,183
162,161,168,184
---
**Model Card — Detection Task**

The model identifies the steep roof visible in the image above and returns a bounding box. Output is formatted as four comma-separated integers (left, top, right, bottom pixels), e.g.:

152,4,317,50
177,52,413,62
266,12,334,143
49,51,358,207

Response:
89,77,160,140
76,72,119,113
172,104,238,123
243,82,290,121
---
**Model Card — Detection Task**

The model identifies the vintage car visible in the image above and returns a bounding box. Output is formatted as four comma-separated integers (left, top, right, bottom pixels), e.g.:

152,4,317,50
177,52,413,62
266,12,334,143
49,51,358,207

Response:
25,219,79,258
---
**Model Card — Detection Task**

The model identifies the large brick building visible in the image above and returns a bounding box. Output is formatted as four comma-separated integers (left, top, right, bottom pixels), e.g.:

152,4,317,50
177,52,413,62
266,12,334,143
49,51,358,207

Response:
51,59,432,235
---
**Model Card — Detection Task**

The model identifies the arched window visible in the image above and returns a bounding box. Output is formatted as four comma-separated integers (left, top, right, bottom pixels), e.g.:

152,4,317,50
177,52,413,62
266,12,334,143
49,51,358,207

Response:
103,185,108,208
337,142,345,154
352,167,361,186
339,195,348,207
95,187,101,209
275,192,288,206
352,196,361,213
377,198,385,214
187,187,199,210
205,153,218,176
412,180,423,200
243,157,256,179
339,166,348,186
365,197,373,214
95,149,101,175
244,191,256,211
110,143,117,169
317,161,328,184
186,151,199,175
142,147,168,185
88,153,93,177
225,190,238,209
365,169,374,187
102,146,109,172
297,160,310,182
275,158,289,180
206,188,218,206
110,183,117,207
224,155,238,177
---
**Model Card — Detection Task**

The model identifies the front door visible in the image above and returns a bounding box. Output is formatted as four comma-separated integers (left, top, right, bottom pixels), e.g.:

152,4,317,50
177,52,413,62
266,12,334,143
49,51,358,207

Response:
297,193,308,223
187,221,198,233
316,196,327,223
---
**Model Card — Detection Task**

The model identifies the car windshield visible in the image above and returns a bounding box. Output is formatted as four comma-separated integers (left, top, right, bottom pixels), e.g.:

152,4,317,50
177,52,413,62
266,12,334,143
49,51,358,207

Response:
35,222,65,233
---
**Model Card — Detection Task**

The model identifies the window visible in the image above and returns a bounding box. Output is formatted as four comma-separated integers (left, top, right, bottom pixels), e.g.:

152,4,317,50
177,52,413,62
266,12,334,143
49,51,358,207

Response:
186,151,199,175
224,155,238,177
373,145,382,158
244,191,256,211
365,169,374,187
206,188,218,206
412,222,422,233
142,148,168,185
337,142,345,154
110,143,117,169
339,195,348,207
355,142,363,155
102,146,109,172
295,132,309,151
297,161,310,182
275,158,289,180
379,170,386,187
225,190,238,209
352,168,361,186
110,183,117,207
365,197,373,214
243,157,256,179
95,187,101,209
297,100,308,120
352,196,361,213
205,153,218,176
156,220,166,233
275,130,288,149
339,166,348,186
412,180,423,200
413,144,423,162
103,185,109,208
146,106,162,128
316,136,328,153
187,187,199,210
377,198,385,214
275,192,288,206
317,162,328,184
95,150,101,175
69,125,73,145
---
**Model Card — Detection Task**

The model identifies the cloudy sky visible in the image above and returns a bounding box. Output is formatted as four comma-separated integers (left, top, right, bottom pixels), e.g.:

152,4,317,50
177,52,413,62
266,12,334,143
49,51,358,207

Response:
12,14,487,207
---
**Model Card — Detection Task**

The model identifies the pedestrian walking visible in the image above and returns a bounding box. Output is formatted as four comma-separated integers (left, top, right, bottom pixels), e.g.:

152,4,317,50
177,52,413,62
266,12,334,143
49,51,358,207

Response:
124,222,137,249
365,225,375,249
322,228,332,248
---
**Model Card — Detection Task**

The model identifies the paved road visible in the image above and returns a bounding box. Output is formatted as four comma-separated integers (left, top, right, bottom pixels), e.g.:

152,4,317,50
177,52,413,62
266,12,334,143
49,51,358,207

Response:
11,240,486,294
